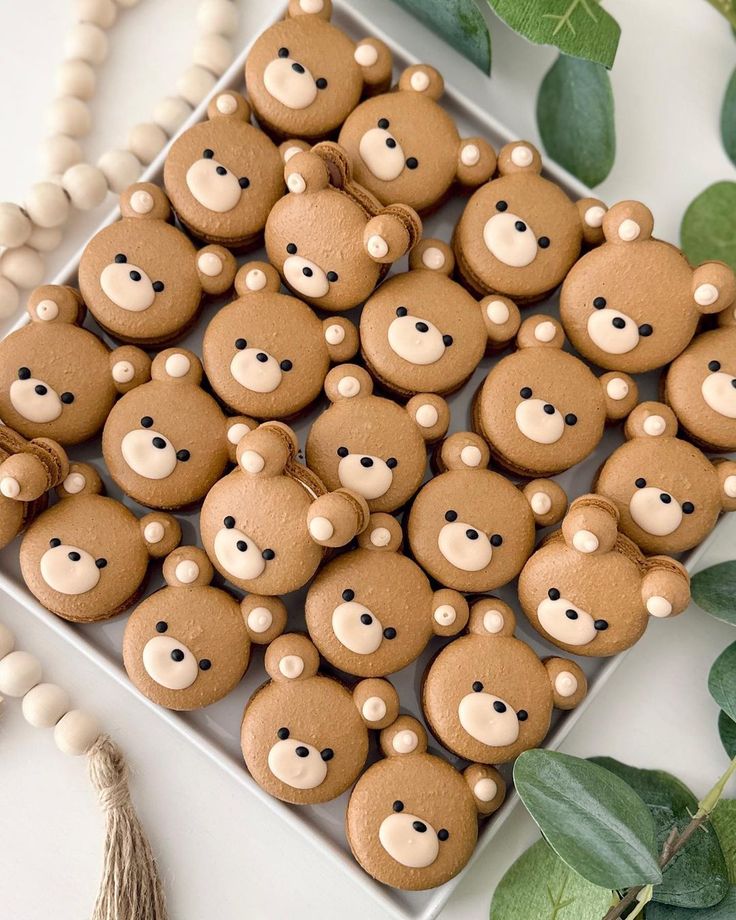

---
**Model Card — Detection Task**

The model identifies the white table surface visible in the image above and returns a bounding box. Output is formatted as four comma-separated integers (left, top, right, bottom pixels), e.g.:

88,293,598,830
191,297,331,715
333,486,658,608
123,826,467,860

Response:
1,2,735,918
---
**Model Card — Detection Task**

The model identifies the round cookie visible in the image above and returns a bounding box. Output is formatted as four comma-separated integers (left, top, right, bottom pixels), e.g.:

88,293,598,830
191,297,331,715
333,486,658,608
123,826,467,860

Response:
453,141,606,303
560,201,736,372
78,183,237,345
474,316,638,477
346,716,505,890
241,633,398,805
338,65,496,214
305,365,449,513
19,463,181,622
305,513,468,676
422,599,587,764
360,239,520,398
123,547,286,710
244,0,392,141
594,402,736,554
519,495,690,657
0,285,151,445
265,143,422,312
102,348,252,510
663,327,736,451
202,261,358,419
406,433,567,593
200,421,370,596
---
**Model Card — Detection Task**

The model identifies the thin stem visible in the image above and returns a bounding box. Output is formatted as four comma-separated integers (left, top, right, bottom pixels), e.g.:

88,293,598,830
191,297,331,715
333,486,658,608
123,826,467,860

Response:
703,0,736,29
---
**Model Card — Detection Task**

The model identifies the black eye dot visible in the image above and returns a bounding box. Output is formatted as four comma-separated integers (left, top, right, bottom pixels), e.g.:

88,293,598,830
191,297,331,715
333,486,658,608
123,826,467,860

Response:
278,47,289,58
326,271,339,283
140,416,153,428
280,359,293,372
239,177,250,189
383,627,396,639
443,334,453,347
49,538,61,548
683,501,695,514
639,324,653,337
342,588,355,602
95,558,107,569
709,360,721,372
320,748,334,761
18,366,31,380
337,446,349,458
635,478,647,489
316,77,328,89
438,829,449,841
472,681,483,692
223,516,235,529
520,387,532,399
491,534,503,547
114,253,127,263
199,659,212,671
548,588,560,601
445,510,457,522
517,709,528,722
203,148,214,159
277,727,290,739
405,157,418,169
176,449,190,462
565,413,577,426
593,296,606,309
152,281,165,293
538,236,550,248
235,338,247,350
594,619,609,631
286,242,297,254
60,392,75,404
393,800,404,812
396,306,408,317
378,118,389,129
496,200,508,212
155,621,168,633
262,548,275,560
386,457,397,469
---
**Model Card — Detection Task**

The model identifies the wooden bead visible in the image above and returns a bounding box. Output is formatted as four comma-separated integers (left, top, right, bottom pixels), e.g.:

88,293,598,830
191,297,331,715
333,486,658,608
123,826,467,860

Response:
197,0,238,36
25,181,70,228
0,202,32,248
64,22,108,65
0,247,45,289
76,0,117,28
27,224,64,253
40,134,83,176
152,96,192,136
0,277,20,318
177,65,217,106
54,709,100,755
127,123,167,166
47,97,91,137
22,682,70,728
0,651,42,697
0,622,15,660
98,148,141,193
62,163,109,210
193,33,234,76
55,59,96,100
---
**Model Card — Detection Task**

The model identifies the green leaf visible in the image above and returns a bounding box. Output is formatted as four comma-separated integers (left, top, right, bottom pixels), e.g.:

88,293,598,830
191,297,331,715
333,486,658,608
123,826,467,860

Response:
513,750,662,890
712,801,736,883
691,562,736,626
710,641,736,723
486,0,621,68
646,887,736,919
392,0,491,73
719,712,736,760
536,55,615,186
591,758,729,908
489,839,612,919
681,182,736,273
722,69,736,167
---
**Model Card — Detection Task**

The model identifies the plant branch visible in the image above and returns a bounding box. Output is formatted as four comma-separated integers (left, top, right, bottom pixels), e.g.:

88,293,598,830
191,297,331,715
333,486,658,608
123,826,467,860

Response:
704,0,736,29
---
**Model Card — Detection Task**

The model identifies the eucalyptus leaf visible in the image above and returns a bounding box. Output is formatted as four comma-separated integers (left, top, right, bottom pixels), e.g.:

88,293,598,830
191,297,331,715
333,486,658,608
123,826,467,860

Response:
486,0,621,68
719,711,736,760
709,641,736,723
392,0,491,72
489,839,612,919
681,182,736,272
691,562,736,626
537,55,615,186
712,801,736,884
513,750,662,889
591,758,729,908
646,888,736,919
722,69,736,167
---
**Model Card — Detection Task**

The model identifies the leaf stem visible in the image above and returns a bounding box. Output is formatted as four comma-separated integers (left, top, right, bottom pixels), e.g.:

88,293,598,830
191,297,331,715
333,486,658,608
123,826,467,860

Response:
703,0,736,29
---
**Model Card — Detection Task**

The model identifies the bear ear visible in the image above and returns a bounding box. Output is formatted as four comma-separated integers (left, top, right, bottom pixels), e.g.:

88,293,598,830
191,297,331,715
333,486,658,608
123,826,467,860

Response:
406,393,450,442
464,764,506,816
56,462,104,499
324,364,373,403
456,137,497,188
279,139,311,165
0,433,68,503
522,479,568,528
206,91,251,123
241,594,288,645
224,417,258,463
480,295,521,348
437,432,490,473
599,372,638,422
284,147,332,195
641,556,690,620
467,597,516,638
624,402,678,441
110,345,151,395
27,284,84,326
151,348,203,386
322,317,359,363
139,511,182,558
120,182,170,221
286,0,332,19
236,422,296,478
196,244,237,296
544,658,588,710
353,678,400,729
397,64,444,102
409,238,455,277
601,200,654,246
307,487,370,548
234,261,282,296
354,39,392,94
162,546,213,588
517,315,565,350
714,458,736,512
431,589,469,637
379,715,428,758
577,198,608,246
357,512,403,553
265,633,320,682
364,204,422,265
497,141,542,176
691,262,736,317
562,494,619,556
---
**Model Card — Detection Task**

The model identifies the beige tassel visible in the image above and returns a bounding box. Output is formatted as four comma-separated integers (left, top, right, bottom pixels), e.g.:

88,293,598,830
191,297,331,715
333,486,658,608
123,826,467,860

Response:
87,736,168,920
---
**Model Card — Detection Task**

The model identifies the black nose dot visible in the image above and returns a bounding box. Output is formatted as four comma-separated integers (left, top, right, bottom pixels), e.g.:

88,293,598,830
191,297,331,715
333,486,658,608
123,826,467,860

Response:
360,457,374,468
320,748,333,761
472,681,483,692
438,829,449,841
19,366,31,380
493,701,507,713
594,619,609,631
517,710,528,722
291,62,305,74
176,449,190,462
199,659,211,671
316,77,328,89
386,137,396,149
378,118,389,129
141,416,153,427
491,534,503,547
129,270,141,282
326,271,339,283
543,403,555,415
565,609,578,620
280,359,293,372
239,177,250,189
236,540,248,552
114,253,127,263
95,558,107,569
386,457,398,469
466,529,479,540
278,47,288,58
515,220,527,232
277,727,289,740
342,589,355,602
548,588,560,600
683,502,695,514
60,392,74,404
538,236,550,248
216,166,227,176
203,148,214,159
415,321,429,333
383,627,396,639
520,387,532,399
262,549,275,560
295,745,309,757
360,613,373,625
709,360,721,372
639,324,653,337
593,296,607,309
393,801,404,812
34,384,47,395
412,821,427,833
302,266,313,277
405,157,418,169
337,446,349,458
565,413,577,426
152,437,167,449
286,243,297,254
256,352,269,362
171,649,185,662
445,510,457,522
635,478,647,488
496,200,507,212
223,516,235,529
68,551,81,562
612,317,626,329
155,621,167,633
660,493,672,504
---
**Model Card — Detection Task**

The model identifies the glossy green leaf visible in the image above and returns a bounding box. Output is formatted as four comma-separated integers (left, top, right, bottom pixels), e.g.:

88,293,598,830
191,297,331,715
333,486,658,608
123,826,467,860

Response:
722,69,736,167
591,758,729,908
486,0,621,68
513,750,662,889
710,642,736,723
681,182,736,273
392,0,491,72
646,888,736,919
712,801,736,884
719,712,736,760
489,839,612,919
536,54,615,186
691,562,736,626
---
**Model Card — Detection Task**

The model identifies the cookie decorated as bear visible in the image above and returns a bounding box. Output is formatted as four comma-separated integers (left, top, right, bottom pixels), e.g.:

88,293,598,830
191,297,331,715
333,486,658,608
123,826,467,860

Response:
594,402,736,554
123,547,286,710
407,433,566,593
453,141,606,303
360,239,520,398
78,183,237,345
305,365,449,514
163,91,284,249
19,463,181,621
244,0,392,141
346,716,505,890
0,285,150,445
241,633,399,804
422,599,587,764
338,65,496,213
519,495,690,657
305,513,468,677
560,201,736,372
202,262,358,419
265,142,422,312
102,349,252,510
200,421,370,596
474,316,638,477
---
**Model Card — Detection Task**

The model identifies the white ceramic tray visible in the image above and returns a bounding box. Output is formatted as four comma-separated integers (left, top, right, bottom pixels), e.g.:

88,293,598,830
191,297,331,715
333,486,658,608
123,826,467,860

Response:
0,3,727,918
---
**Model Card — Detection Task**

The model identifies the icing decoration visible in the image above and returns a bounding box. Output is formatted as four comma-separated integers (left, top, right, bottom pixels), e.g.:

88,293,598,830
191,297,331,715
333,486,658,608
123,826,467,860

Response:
460,144,480,167
198,252,223,277
530,491,552,515
370,526,391,547
10,376,63,423
337,375,360,398
213,525,267,580
230,347,284,394
129,189,154,214
309,516,333,541
388,312,448,366
359,127,406,182
458,690,520,746
300,0,323,11
421,247,445,270
410,71,430,92
584,205,605,228
606,377,629,400
702,371,736,418
268,738,327,790
486,300,509,325
263,56,318,110
227,422,251,445
587,307,640,355
0,477,20,498
287,173,306,194
100,260,156,312
483,211,538,267
572,530,598,553
121,428,178,480
240,449,265,474
36,299,59,321
175,560,199,584
354,44,378,67
279,655,304,679
534,321,556,343
187,157,243,213
646,596,673,618
337,453,394,500
63,472,86,494
248,606,273,633
283,255,330,298
483,610,504,634
643,414,666,436
725,475,736,499
474,777,498,802
165,353,191,378
332,601,384,654
392,730,418,754
554,671,578,697
434,604,456,626
415,404,438,428
112,360,135,384
362,696,387,722
245,268,267,291
216,93,238,115
618,219,640,241
324,324,345,345
629,487,683,536
379,812,439,869
143,521,165,543
438,520,493,572
694,283,719,307
367,234,389,259
515,398,564,445
460,445,482,468
510,145,533,167
40,543,102,595
283,146,302,163
142,635,198,690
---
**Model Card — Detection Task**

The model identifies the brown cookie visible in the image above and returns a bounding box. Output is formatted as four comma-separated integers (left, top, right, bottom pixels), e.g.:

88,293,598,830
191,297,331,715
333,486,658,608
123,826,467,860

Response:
78,183,237,345
474,316,638,477
202,261,358,419
123,547,286,710
200,421,370,595
0,285,150,445
360,239,520,398
453,141,606,303
19,462,181,621
560,201,736,372
422,599,587,764
663,327,736,451
305,365,448,513
265,143,422,312
346,716,505,890
241,633,398,804
594,402,736,554
305,513,468,676
244,0,392,141
338,65,496,214
518,495,690,656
